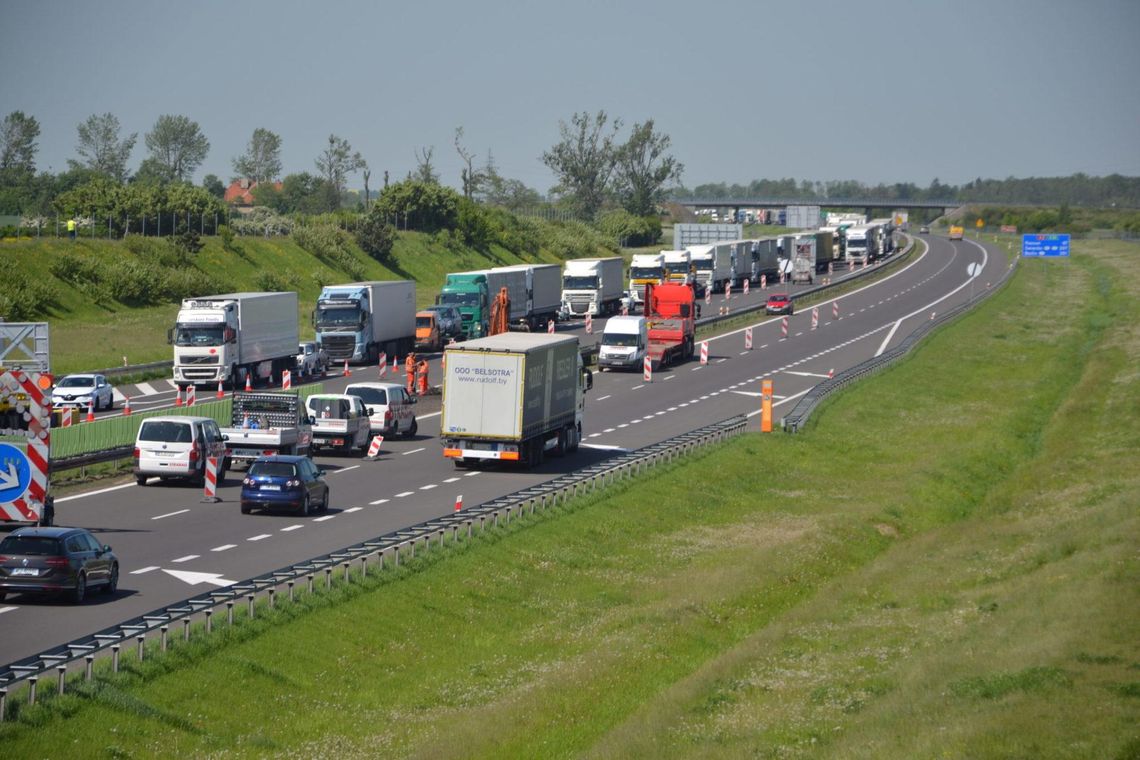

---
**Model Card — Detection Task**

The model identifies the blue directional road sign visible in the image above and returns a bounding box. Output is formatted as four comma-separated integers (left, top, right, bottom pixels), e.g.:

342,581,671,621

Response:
1022,233,1070,257
0,442,33,503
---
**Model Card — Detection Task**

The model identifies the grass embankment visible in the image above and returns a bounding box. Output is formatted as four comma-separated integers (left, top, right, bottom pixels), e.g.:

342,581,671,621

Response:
2,232,565,374
2,241,1137,757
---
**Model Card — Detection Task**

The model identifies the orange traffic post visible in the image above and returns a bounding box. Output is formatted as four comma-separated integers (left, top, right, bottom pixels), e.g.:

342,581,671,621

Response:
760,378,773,433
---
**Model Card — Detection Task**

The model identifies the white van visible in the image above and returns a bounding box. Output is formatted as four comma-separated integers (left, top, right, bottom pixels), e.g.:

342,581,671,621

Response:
134,415,227,486
597,315,648,371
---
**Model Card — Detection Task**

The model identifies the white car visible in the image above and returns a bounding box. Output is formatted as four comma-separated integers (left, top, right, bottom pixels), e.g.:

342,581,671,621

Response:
344,382,418,438
52,374,115,410
295,342,328,377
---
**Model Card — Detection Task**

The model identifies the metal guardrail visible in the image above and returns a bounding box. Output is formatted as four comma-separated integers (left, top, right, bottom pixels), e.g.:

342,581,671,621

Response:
781,252,1019,433
0,414,747,710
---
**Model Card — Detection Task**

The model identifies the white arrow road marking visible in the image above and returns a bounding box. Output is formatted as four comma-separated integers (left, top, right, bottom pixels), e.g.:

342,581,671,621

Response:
783,371,832,379
163,569,236,587
0,606,17,615
0,463,19,490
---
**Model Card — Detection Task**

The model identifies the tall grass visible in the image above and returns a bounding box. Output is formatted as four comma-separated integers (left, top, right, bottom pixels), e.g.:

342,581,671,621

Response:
1,241,1136,759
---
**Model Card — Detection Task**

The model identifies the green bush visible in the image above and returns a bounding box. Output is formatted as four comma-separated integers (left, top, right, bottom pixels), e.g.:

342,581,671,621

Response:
373,180,459,232
106,260,166,305
49,251,103,286
293,224,365,279
456,198,493,249
598,209,662,247
256,270,300,291
354,211,397,261
0,271,58,320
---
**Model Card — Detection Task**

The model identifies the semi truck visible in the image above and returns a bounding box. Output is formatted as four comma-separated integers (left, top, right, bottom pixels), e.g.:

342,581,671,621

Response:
440,332,593,468
689,243,733,295
170,292,298,388
560,257,625,317
661,250,694,287
844,224,875,264
644,282,696,370
313,281,416,365
751,237,782,282
791,235,817,284
628,252,666,305
438,264,562,338
220,391,313,468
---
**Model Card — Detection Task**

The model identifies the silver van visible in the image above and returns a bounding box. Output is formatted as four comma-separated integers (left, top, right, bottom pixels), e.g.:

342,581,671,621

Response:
134,415,227,486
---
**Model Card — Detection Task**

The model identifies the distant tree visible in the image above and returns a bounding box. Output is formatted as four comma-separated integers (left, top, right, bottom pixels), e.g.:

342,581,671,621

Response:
612,119,683,216
314,134,365,210
144,114,209,183
202,173,225,199
413,146,439,184
0,111,41,174
454,127,485,199
69,113,136,183
541,110,621,219
231,127,282,183
132,157,174,185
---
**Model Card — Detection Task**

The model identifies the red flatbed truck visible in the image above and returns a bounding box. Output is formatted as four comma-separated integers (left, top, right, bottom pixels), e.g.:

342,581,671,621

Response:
644,282,697,370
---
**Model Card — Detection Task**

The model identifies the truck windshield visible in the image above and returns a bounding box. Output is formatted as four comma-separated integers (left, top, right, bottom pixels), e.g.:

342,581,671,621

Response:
316,306,363,328
694,262,713,271
602,332,639,347
630,267,663,279
438,292,479,307
664,263,689,274
562,276,598,289
174,324,224,347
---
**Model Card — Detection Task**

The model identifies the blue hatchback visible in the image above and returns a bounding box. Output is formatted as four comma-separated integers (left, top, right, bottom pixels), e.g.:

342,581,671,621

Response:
240,455,330,516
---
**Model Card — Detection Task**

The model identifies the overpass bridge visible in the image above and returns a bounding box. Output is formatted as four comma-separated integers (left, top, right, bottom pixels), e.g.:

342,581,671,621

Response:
673,197,962,216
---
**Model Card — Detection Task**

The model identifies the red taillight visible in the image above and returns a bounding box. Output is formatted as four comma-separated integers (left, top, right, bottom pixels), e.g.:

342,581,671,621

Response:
44,556,71,567
188,447,199,462
133,447,140,459
384,409,393,423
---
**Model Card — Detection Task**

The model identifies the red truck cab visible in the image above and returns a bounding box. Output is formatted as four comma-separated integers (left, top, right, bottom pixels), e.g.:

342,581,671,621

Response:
644,282,697,369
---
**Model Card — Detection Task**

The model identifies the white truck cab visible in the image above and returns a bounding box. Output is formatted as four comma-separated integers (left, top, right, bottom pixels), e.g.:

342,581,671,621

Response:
597,315,648,371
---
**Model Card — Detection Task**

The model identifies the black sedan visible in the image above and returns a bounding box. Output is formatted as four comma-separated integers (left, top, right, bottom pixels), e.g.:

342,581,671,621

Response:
241,455,330,515
0,527,119,603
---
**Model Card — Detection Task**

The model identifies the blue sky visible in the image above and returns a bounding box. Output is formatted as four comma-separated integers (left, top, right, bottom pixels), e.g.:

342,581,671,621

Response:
4,0,1138,193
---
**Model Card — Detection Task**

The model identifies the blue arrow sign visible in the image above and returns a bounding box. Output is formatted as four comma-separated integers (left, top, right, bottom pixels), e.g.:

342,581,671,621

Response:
0,442,33,503
1022,234,1070,257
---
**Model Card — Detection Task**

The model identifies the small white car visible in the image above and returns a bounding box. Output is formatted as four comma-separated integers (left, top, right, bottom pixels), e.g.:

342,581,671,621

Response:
344,382,418,438
295,342,328,377
52,374,115,410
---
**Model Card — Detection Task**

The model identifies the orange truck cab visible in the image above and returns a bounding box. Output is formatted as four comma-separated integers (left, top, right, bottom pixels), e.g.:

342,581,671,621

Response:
644,282,697,369
415,311,442,352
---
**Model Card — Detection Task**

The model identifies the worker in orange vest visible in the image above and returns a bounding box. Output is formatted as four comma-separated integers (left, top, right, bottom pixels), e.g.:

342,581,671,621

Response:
416,358,430,396
405,352,417,395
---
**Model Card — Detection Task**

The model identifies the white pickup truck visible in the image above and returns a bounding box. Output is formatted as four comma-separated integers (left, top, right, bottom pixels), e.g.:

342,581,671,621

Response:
305,393,373,454
220,392,313,469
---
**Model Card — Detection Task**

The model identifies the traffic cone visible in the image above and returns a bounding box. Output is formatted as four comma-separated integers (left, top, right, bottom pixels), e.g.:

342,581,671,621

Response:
343,359,351,377
85,398,95,423
175,386,183,407
122,395,131,416
454,494,463,512
244,373,252,392
216,380,224,399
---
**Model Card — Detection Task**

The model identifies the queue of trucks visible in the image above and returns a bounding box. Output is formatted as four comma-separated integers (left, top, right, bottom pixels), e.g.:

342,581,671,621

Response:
438,264,562,338
560,257,625,317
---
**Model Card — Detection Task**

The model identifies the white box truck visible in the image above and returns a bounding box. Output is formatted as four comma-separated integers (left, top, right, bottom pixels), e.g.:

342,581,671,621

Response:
314,281,416,365
440,333,592,468
170,292,298,388
561,257,624,317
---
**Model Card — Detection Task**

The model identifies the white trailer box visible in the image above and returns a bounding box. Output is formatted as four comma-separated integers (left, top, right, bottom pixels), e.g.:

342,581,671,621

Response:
561,257,624,316
172,291,298,386
488,264,562,329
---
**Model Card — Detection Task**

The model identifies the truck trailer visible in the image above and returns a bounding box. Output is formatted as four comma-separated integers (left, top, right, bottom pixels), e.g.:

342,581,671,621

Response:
314,281,416,365
440,332,592,468
561,257,625,317
170,292,298,388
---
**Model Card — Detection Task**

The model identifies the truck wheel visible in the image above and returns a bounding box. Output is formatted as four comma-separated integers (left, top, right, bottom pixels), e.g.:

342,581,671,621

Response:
405,418,418,438
552,428,566,458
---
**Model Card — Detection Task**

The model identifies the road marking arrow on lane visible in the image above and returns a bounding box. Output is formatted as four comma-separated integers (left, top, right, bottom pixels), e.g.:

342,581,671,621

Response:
162,569,236,587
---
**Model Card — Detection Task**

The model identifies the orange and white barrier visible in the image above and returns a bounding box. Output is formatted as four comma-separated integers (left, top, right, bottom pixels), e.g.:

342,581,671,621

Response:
704,288,711,306
643,355,652,382
833,301,839,319
282,369,292,390
201,456,221,503
700,341,709,365
781,317,788,339
811,307,819,330
377,352,387,378
366,435,384,459
585,314,593,334
454,494,463,512
62,409,73,427
547,320,555,334
744,327,752,350
743,278,749,295
761,274,767,290
186,384,196,407
828,368,834,379
724,282,731,301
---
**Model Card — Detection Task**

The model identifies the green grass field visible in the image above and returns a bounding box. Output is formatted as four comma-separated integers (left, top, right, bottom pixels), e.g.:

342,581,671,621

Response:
1,240,1136,758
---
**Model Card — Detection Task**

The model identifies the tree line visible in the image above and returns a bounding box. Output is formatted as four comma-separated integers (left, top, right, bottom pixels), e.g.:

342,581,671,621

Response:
672,174,1140,208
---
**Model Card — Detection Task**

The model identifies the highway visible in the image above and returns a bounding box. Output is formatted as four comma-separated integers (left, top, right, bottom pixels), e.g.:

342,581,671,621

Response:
1,233,1002,666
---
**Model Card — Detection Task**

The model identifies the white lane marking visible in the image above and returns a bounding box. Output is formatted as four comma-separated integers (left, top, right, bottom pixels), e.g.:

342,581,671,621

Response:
716,358,727,363
679,403,689,407
135,381,159,396
55,481,135,503
248,534,272,542
631,384,645,390
402,448,426,456
152,509,190,521
314,515,336,522
603,427,616,433
739,351,749,355
369,498,390,505
631,419,641,424
589,433,601,438
417,411,441,419
691,366,702,371
332,465,360,475
795,332,804,336
784,371,832,379
345,507,362,513
876,319,903,356
420,484,438,490
0,606,17,615
580,444,630,452
595,395,611,401
667,406,677,411
642,415,655,420
618,423,629,428
760,344,769,349
395,491,414,497
443,477,460,483
164,379,179,390
211,544,237,552
464,471,481,477
732,390,764,397
172,554,199,563
281,525,304,532
745,388,812,417
130,566,159,575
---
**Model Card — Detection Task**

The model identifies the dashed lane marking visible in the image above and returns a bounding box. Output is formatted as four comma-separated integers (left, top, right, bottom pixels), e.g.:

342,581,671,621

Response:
248,534,271,542
402,448,426,455
395,491,414,497
130,566,159,575
172,555,199,563
344,507,362,513
443,477,460,483
314,515,336,522
332,465,360,474
152,509,190,520
420,484,438,490
596,394,611,401
369,498,389,505
212,544,238,552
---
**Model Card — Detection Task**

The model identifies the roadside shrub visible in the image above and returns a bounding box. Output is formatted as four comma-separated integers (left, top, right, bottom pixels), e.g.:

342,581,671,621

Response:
230,207,293,236
0,271,58,320
354,212,397,262
456,198,493,249
598,209,662,247
49,251,103,287
171,227,204,256
161,268,224,301
256,270,300,292
123,233,189,268
105,260,166,306
373,180,459,232
293,224,365,278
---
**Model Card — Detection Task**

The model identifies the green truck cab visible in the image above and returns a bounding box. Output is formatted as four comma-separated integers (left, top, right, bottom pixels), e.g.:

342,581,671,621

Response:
437,273,490,339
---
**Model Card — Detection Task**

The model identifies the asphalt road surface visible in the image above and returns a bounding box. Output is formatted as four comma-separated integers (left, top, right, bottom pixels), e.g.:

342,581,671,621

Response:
1,234,1002,666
